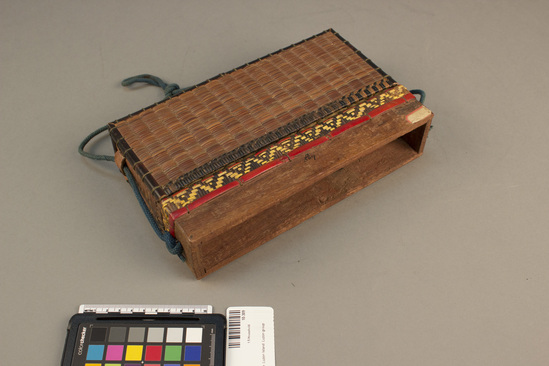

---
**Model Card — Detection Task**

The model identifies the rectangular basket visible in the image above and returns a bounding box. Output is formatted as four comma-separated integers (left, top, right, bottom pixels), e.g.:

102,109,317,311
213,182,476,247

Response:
108,29,433,279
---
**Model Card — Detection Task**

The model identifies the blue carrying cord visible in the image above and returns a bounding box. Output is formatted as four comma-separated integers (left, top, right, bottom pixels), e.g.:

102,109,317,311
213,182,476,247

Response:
78,125,115,162
121,74,190,99
78,75,186,261
410,89,426,104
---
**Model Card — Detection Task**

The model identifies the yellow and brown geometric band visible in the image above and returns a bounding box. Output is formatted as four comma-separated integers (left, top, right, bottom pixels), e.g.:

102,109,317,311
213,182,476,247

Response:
161,84,412,231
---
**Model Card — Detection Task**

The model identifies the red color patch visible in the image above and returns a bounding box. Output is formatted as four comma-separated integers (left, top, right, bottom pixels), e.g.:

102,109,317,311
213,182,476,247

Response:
145,346,162,361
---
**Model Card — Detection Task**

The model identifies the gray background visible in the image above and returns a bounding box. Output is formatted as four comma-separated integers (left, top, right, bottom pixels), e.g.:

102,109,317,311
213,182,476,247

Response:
2,0,549,365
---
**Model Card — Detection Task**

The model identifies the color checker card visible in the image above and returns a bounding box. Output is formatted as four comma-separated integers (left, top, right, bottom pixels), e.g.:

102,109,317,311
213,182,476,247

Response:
61,313,225,366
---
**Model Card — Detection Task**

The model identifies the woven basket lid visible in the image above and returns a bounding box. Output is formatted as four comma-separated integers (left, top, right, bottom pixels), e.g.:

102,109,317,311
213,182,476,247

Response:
109,29,395,199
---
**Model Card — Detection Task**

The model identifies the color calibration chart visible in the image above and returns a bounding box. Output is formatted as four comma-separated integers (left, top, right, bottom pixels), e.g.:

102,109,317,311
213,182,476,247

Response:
62,308,225,366
73,323,214,366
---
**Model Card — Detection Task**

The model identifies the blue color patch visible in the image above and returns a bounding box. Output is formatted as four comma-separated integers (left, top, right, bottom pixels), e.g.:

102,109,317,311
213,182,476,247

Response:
86,345,105,360
184,345,201,361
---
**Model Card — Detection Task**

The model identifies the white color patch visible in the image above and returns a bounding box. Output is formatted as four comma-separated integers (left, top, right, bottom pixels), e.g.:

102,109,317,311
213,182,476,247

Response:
185,327,203,343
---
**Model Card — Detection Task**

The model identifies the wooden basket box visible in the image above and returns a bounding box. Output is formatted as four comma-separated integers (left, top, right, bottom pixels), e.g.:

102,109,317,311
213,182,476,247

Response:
108,29,433,279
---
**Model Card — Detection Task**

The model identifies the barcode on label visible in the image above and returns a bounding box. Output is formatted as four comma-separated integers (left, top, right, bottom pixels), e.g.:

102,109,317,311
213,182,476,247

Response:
226,307,276,366
228,309,241,349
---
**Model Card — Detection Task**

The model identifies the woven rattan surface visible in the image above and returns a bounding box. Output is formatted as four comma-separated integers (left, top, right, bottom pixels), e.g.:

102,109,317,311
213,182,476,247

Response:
109,29,395,201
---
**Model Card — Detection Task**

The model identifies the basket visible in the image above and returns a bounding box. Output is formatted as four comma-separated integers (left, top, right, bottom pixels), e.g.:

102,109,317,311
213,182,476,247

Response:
95,29,433,278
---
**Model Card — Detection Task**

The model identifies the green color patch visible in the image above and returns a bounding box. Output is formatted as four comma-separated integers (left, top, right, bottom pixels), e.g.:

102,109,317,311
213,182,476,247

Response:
164,345,182,361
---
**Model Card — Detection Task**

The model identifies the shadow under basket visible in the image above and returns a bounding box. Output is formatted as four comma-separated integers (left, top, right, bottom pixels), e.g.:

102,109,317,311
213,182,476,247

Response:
106,29,433,279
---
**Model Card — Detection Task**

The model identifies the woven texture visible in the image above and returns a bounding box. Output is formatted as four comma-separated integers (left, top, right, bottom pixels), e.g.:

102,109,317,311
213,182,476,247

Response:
109,29,396,224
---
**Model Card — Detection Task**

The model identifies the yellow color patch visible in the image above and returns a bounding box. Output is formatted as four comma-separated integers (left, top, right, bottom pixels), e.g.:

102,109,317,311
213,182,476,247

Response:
125,345,143,361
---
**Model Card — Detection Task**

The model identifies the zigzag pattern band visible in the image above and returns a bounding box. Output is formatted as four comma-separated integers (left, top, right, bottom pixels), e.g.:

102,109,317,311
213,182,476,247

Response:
160,84,410,230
